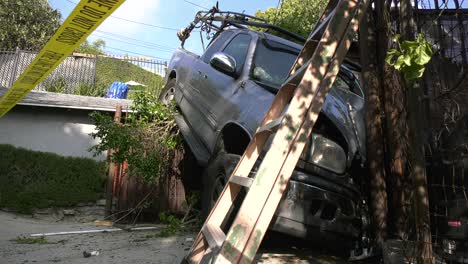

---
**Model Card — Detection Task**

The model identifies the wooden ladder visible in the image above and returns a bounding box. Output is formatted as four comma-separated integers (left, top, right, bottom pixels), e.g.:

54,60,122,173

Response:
185,0,369,263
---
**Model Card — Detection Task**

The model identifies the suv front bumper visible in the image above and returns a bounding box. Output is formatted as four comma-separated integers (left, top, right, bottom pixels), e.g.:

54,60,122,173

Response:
270,170,362,242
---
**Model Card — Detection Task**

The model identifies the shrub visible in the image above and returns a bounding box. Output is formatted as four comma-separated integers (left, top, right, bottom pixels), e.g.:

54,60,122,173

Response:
90,92,180,183
74,82,106,97
42,77,67,93
0,144,106,213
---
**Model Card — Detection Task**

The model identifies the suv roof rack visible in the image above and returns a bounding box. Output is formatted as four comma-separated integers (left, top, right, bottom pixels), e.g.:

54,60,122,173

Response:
177,3,362,71
177,3,306,47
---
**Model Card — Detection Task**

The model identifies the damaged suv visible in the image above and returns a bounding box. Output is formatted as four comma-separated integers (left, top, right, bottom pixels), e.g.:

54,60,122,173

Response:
161,13,368,252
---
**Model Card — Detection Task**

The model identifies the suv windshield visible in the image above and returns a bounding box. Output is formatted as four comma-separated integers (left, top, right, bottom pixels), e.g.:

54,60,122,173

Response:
251,38,299,88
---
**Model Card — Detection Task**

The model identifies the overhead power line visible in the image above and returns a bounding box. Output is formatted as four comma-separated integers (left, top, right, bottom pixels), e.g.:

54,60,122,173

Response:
64,0,179,31
108,16,179,31
94,30,174,49
182,0,210,10
272,0,283,26
92,33,176,53
105,46,170,60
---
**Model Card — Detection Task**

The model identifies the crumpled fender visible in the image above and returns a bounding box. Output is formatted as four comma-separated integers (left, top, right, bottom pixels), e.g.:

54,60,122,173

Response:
322,88,365,167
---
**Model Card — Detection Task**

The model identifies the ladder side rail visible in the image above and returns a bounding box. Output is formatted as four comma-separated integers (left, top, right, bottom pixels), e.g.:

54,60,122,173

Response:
289,0,340,76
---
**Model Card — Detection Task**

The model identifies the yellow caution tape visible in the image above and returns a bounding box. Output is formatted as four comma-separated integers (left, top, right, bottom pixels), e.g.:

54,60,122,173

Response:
0,0,126,118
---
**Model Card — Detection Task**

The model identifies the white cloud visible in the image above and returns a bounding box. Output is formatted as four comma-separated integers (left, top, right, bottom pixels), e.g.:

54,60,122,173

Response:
95,0,161,35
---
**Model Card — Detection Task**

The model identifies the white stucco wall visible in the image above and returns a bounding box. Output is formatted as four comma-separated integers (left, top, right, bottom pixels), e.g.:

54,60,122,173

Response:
0,106,107,160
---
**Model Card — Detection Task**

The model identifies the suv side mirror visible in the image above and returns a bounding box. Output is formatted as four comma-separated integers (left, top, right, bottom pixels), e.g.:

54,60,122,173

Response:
210,52,237,76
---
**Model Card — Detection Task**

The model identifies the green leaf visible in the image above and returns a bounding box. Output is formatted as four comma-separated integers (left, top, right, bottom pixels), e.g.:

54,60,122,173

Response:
386,54,395,66
414,44,431,65
387,33,433,80
385,49,399,65
403,54,412,66
394,55,406,70
417,33,425,43
401,40,419,52
403,64,425,80
387,49,399,56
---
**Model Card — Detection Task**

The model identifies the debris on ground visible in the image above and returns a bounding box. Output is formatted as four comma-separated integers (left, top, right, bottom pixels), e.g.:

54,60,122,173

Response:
83,250,100,258
13,236,48,245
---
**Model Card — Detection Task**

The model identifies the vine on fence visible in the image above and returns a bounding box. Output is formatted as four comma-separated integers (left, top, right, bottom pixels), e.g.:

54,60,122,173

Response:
90,92,181,183
386,33,433,81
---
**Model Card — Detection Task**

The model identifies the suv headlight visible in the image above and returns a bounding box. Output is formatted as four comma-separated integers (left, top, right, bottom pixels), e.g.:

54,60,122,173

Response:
302,134,347,174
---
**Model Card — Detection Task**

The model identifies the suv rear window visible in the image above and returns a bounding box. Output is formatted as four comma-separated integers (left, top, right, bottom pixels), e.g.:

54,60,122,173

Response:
251,38,299,88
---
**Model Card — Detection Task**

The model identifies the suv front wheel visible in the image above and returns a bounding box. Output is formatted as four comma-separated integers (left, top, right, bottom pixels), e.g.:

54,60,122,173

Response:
201,152,241,220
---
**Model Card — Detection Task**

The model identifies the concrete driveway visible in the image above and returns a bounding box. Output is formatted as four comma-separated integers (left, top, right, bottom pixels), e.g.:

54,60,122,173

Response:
0,211,355,264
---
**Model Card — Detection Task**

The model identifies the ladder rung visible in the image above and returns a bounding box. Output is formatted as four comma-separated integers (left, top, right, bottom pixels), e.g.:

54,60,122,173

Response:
229,175,253,188
256,117,282,134
202,224,225,249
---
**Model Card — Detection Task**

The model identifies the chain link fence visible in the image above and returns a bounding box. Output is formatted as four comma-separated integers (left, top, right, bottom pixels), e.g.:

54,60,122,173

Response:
94,55,167,98
418,1,467,262
0,48,167,97
417,1,468,65
424,60,468,262
365,1,467,262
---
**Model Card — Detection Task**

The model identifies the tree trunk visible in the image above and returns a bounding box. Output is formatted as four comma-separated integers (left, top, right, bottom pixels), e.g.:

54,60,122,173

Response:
400,0,434,263
359,6,388,245
382,63,411,240
375,1,411,240
105,105,123,217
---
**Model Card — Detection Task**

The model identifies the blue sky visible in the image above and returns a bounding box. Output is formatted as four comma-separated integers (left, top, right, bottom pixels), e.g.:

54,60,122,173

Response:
48,0,279,61
47,0,467,61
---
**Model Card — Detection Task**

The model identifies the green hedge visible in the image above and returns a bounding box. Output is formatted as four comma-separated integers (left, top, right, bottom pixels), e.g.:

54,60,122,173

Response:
0,144,106,213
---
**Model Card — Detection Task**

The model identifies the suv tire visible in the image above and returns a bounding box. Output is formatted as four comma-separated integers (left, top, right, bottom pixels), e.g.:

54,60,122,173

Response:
201,152,241,221
159,79,176,105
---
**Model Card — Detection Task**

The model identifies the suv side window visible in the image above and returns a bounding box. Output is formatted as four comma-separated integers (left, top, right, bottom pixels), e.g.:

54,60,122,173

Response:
222,33,252,74
202,31,234,64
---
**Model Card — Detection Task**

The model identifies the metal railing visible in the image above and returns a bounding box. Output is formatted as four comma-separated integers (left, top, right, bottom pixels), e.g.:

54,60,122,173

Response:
0,49,168,97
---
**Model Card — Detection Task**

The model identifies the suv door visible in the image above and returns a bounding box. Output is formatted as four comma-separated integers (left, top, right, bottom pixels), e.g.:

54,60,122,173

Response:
194,33,253,151
182,31,234,146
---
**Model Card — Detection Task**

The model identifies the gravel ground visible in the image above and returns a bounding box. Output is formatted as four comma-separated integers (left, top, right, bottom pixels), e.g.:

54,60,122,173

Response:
0,211,191,264
0,211,362,264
